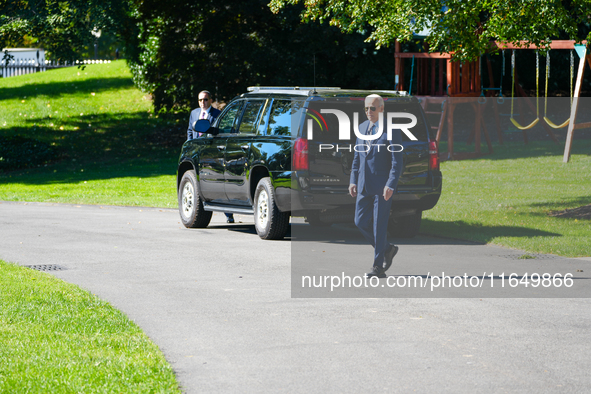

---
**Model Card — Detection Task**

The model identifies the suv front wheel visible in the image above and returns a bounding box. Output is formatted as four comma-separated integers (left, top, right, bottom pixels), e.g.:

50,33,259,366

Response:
253,177,290,240
178,170,212,228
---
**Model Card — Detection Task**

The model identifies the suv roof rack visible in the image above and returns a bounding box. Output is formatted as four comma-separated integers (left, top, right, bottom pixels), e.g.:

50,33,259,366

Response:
246,86,341,93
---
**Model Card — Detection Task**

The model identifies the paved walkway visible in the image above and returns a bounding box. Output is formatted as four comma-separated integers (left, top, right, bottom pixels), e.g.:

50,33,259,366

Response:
1,201,590,393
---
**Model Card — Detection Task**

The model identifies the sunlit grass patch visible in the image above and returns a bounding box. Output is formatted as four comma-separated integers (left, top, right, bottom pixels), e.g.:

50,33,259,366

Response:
0,260,181,393
423,140,591,257
0,60,183,167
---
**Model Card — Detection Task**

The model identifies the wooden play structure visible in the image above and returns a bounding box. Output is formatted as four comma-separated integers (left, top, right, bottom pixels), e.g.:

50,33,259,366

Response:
394,41,490,161
394,40,590,162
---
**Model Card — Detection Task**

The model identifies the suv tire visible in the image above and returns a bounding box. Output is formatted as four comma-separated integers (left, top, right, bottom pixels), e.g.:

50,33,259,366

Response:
388,211,422,238
178,170,212,228
254,177,290,240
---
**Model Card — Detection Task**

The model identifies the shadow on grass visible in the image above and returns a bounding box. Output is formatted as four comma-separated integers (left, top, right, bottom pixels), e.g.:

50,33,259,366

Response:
0,77,135,101
420,219,562,244
519,196,591,220
525,196,591,211
439,139,591,161
0,156,179,185
290,219,560,246
1,110,188,181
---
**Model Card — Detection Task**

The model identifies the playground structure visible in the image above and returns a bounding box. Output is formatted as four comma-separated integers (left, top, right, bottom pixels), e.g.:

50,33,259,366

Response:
394,40,590,162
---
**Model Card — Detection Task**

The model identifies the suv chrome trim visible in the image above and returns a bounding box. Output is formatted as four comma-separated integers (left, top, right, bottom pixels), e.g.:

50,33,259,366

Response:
203,202,254,215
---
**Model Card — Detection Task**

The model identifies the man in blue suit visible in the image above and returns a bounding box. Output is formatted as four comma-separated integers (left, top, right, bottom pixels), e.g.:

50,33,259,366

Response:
186,90,234,223
187,90,222,140
349,94,403,278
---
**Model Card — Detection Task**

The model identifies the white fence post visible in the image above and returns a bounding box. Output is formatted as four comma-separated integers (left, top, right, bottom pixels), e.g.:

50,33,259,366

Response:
1,58,112,78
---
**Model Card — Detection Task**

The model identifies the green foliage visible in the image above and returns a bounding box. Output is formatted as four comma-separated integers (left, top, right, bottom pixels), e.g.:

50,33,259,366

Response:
128,0,401,110
0,260,181,393
0,0,137,62
269,0,591,62
4,0,591,111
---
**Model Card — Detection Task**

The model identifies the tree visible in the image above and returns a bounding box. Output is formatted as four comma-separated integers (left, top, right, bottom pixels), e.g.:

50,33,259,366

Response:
128,0,400,111
268,0,591,61
0,0,136,63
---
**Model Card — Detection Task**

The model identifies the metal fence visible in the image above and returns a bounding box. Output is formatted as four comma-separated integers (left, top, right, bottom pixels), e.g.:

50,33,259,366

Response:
1,59,112,78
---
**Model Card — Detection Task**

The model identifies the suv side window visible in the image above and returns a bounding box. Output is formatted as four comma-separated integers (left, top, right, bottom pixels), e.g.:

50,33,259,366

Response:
267,99,292,136
238,100,266,134
217,101,244,134
257,100,272,135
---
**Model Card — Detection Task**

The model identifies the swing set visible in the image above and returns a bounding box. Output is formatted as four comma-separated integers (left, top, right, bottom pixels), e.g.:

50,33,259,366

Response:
508,48,575,130
394,40,590,162
543,50,574,129
492,41,590,162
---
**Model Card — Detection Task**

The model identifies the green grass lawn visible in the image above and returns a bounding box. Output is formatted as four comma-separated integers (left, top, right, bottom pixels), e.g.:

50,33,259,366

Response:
1,62,590,257
423,140,591,257
0,60,182,207
0,260,180,393
0,62,183,392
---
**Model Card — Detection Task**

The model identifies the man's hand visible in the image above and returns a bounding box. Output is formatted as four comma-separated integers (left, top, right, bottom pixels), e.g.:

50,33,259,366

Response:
383,186,394,201
349,184,357,198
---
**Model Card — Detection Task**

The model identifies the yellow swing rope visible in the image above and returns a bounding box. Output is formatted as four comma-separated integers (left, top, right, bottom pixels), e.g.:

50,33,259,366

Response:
510,50,539,130
543,50,573,129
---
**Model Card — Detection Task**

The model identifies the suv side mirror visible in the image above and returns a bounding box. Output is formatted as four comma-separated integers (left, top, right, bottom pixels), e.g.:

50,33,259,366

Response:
195,119,219,136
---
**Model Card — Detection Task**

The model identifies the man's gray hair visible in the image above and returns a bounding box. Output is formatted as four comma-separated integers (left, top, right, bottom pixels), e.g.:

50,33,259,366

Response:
365,94,384,108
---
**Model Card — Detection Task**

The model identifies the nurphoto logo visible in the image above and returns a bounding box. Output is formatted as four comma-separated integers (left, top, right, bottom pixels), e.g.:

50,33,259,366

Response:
306,107,419,153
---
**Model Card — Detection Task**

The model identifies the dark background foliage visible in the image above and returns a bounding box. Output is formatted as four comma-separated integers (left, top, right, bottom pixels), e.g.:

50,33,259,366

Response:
127,0,398,111
0,0,136,63
3,0,591,111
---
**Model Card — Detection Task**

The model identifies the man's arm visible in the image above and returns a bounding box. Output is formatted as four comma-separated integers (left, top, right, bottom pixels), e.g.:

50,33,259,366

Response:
349,138,361,198
187,109,197,140
385,129,404,192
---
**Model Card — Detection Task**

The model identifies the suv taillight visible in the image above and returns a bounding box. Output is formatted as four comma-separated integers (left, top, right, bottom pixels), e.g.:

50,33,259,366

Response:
429,141,440,171
293,137,308,170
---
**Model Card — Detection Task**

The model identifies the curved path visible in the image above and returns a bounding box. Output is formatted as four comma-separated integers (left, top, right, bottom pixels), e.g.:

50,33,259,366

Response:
1,201,590,393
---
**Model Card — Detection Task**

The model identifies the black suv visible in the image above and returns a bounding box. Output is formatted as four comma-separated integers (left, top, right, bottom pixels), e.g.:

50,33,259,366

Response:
177,87,442,240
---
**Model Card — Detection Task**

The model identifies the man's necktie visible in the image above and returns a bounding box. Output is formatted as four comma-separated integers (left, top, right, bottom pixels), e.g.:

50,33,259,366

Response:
200,111,206,120
365,124,374,151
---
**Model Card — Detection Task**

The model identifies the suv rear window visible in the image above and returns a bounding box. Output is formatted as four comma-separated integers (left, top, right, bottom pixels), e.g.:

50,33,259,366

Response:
267,99,292,136
306,99,429,142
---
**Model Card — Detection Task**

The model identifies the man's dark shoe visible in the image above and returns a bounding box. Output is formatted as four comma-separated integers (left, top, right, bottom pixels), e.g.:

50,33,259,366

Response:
227,216,235,224
384,244,399,272
366,265,387,278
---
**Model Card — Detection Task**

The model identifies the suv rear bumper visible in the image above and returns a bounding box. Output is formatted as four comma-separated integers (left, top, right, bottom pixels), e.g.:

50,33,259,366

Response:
290,171,442,215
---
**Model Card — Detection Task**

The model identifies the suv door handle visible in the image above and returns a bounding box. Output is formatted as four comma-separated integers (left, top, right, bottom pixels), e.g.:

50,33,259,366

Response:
217,145,226,151
240,145,249,151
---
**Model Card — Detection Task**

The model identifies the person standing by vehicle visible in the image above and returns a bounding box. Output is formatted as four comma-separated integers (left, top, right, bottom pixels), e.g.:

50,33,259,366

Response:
186,90,234,223
348,94,403,278
187,90,222,140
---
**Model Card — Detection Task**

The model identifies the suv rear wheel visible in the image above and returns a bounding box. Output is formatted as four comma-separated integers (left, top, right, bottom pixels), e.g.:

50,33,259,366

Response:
254,177,290,240
178,170,212,228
